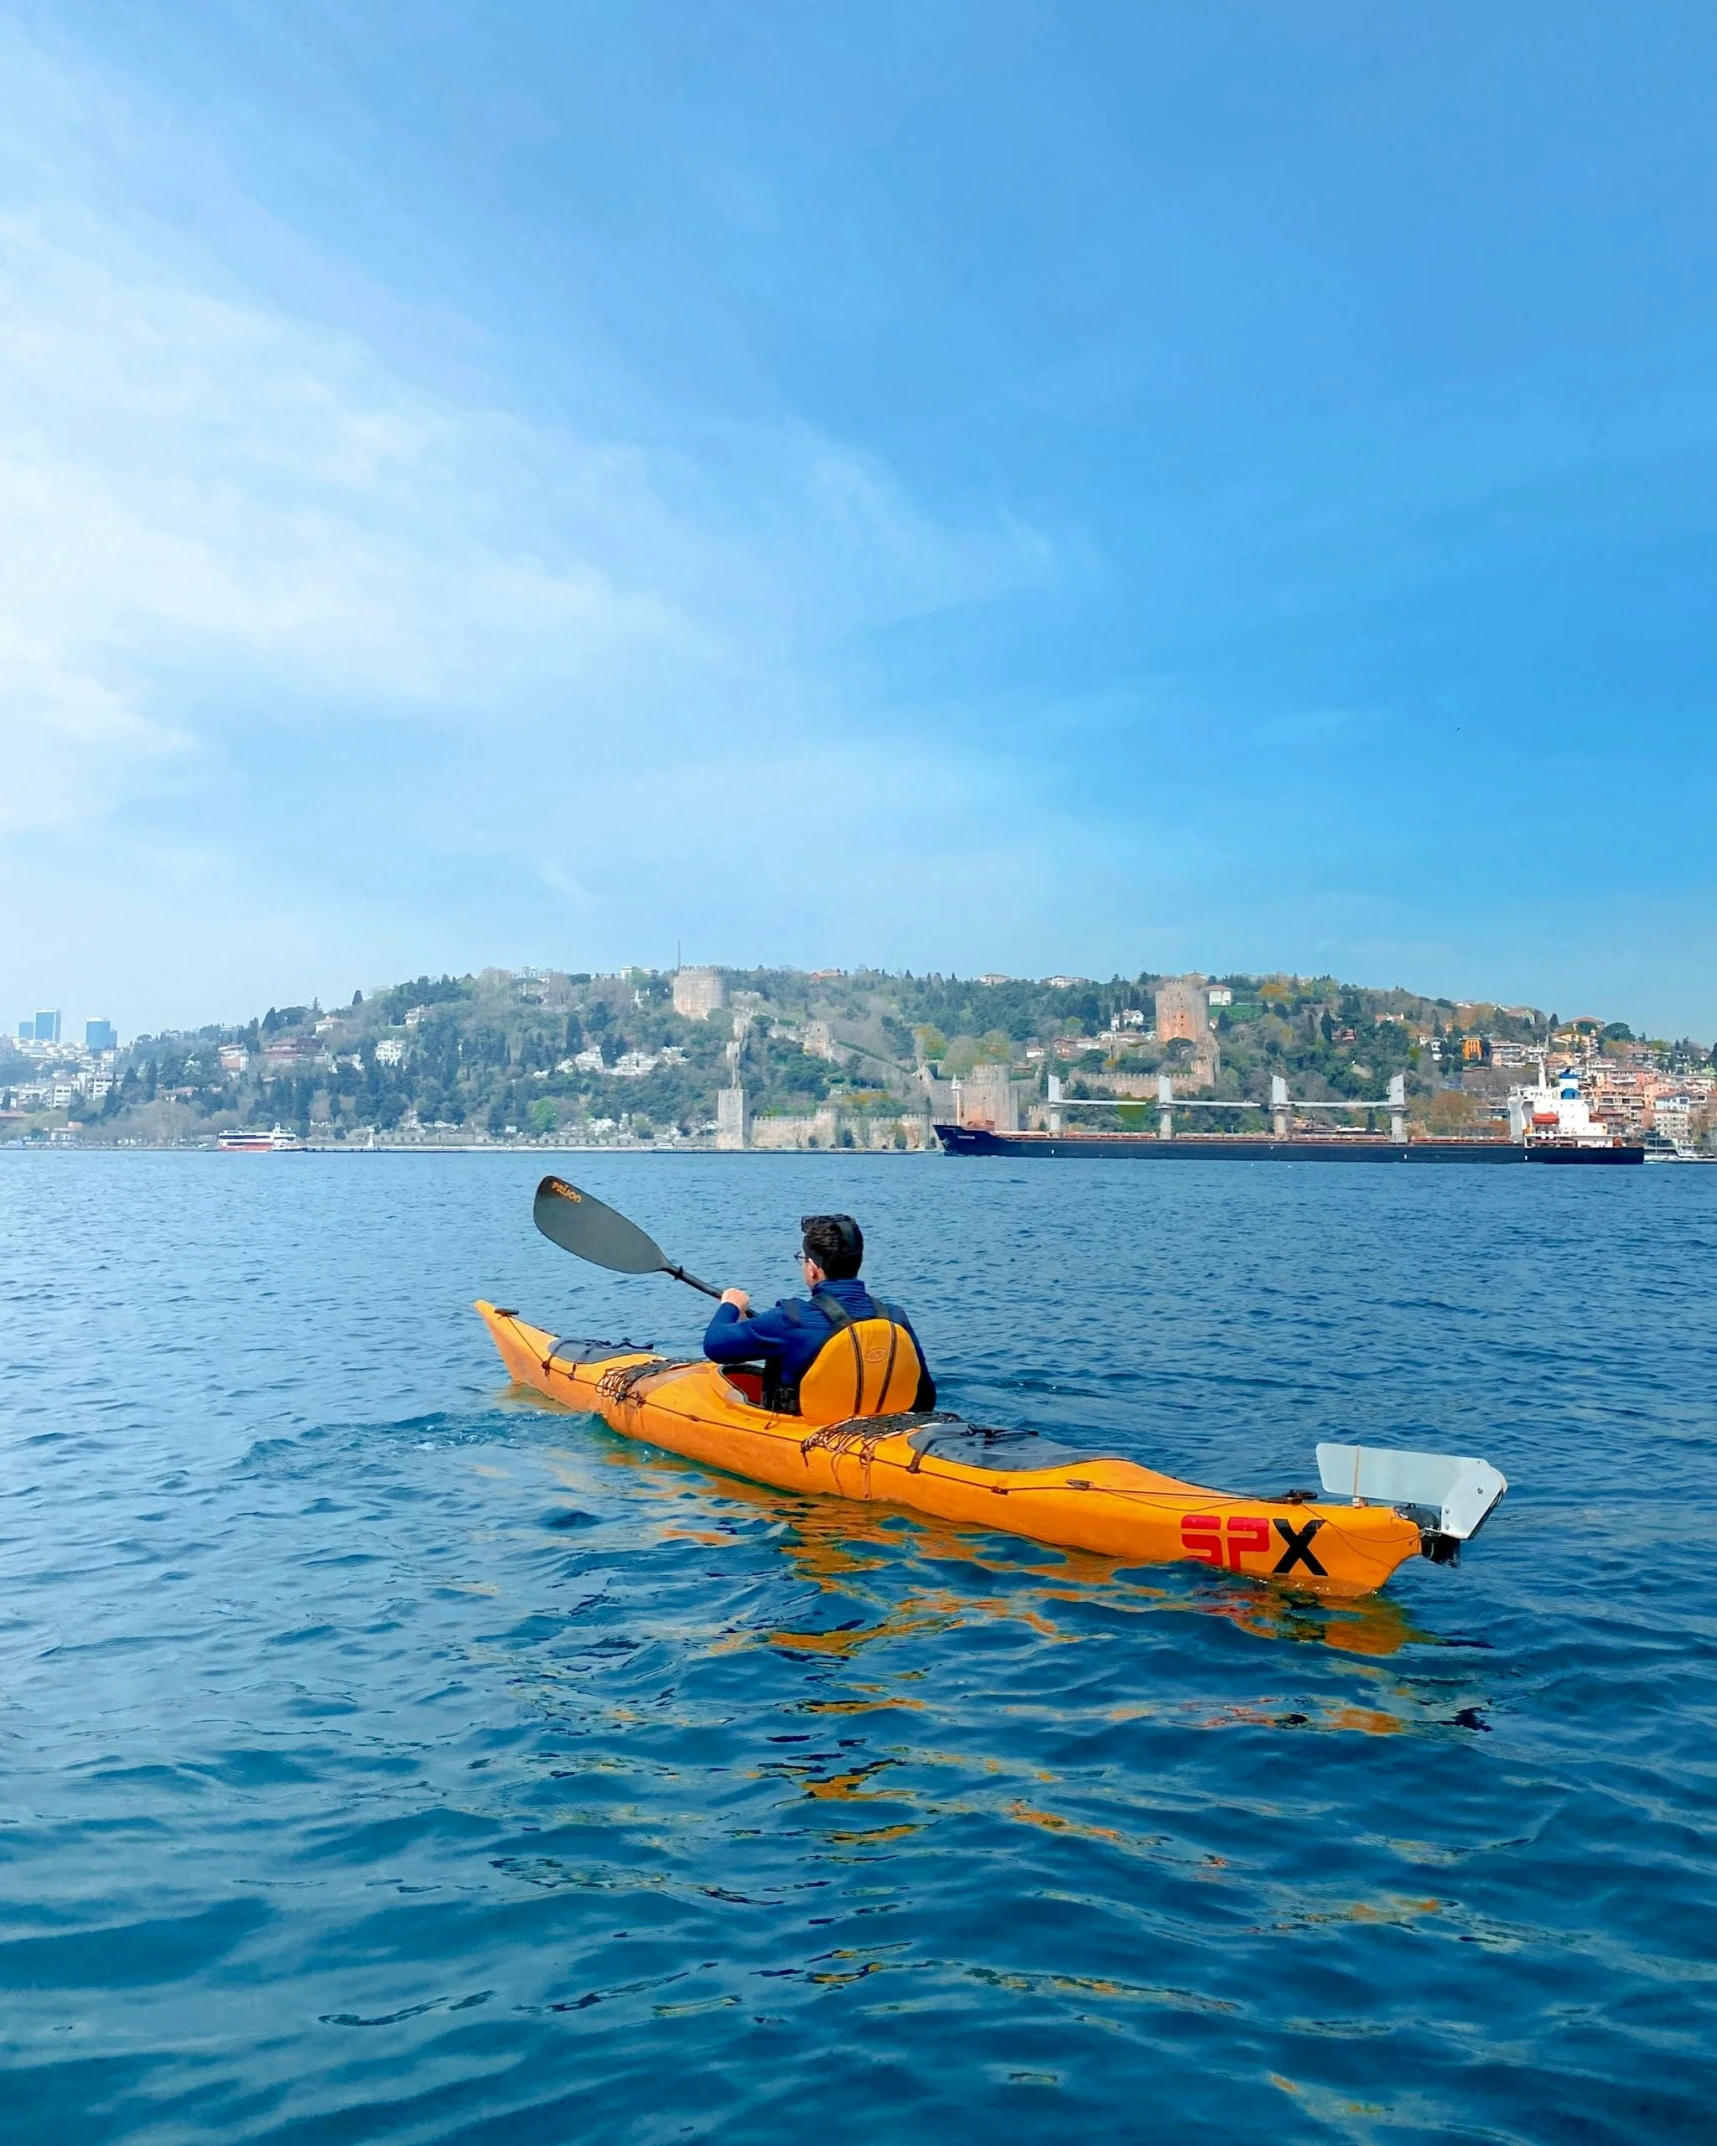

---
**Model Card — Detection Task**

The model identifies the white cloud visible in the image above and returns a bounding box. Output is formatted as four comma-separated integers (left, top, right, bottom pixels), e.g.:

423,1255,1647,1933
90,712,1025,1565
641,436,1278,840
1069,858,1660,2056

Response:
0,211,712,772
0,206,1051,849
0,177,1067,1023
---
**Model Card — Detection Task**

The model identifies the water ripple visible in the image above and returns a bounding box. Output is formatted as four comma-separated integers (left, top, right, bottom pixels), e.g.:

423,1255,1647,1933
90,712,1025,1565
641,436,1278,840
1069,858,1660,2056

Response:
2,1152,1714,2142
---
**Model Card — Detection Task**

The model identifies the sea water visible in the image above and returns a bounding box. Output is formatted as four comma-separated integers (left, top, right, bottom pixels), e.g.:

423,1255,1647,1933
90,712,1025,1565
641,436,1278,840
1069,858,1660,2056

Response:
2,1151,1713,2142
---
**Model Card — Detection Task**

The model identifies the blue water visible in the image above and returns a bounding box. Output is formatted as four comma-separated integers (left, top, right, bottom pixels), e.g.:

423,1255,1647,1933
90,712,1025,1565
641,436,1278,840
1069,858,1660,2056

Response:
3,1153,1714,2143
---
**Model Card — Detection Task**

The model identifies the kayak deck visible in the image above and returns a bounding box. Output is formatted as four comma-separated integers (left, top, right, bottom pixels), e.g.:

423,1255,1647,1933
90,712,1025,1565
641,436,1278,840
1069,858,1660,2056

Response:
476,1300,1427,1596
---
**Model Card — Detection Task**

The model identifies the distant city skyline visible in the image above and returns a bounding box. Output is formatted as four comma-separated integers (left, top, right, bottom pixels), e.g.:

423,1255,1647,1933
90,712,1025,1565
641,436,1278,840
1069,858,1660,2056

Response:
3,7,1714,1037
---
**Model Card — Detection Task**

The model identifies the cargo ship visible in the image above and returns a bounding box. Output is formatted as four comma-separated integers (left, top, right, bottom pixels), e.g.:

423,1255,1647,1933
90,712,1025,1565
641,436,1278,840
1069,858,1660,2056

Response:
935,1064,1644,1164
934,1126,1641,1163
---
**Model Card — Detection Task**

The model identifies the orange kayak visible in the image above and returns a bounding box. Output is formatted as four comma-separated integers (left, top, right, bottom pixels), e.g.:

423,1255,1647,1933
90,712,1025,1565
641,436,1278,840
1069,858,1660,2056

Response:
475,1300,1509,1597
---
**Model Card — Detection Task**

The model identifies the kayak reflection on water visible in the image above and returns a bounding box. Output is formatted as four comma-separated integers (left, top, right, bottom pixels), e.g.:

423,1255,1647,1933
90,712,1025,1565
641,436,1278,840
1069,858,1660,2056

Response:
564,1430,1442,1673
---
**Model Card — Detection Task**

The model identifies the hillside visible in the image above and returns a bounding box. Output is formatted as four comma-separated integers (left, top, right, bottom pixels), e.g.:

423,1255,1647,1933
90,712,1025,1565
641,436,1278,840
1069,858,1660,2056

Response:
5,964,1706,1147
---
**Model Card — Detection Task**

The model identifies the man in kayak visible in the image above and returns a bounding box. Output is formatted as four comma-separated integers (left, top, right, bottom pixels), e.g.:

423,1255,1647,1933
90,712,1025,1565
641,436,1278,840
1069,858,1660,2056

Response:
703,1212,936,1416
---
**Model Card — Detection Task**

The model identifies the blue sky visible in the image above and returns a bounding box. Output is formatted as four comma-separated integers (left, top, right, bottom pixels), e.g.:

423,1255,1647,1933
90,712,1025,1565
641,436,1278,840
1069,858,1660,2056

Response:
3,3,1714,1038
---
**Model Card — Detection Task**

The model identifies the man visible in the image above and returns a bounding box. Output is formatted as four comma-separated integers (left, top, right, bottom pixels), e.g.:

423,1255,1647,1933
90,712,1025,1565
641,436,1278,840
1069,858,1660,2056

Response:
703,1212,935,1415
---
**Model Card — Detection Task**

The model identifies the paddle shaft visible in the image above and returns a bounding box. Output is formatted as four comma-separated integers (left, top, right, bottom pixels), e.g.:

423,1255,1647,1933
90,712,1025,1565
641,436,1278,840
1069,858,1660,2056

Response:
662,1262,723,1301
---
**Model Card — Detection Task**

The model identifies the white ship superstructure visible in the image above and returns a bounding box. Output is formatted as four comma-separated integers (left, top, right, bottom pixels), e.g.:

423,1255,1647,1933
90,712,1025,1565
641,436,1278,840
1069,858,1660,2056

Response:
1506,1064,1614,1148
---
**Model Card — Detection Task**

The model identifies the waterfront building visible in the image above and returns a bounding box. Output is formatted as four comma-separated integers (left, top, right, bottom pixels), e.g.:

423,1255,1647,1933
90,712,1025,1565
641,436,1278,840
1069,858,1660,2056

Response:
1652,1098,1694,1146
672,967,726,1021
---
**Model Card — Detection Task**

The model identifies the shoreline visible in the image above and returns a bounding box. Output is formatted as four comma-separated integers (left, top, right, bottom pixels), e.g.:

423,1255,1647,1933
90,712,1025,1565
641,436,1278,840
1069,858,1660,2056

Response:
2,1139,941,1156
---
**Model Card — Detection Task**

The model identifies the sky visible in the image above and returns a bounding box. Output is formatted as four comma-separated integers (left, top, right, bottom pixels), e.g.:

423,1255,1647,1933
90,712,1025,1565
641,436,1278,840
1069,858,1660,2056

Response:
3,1,1715,1040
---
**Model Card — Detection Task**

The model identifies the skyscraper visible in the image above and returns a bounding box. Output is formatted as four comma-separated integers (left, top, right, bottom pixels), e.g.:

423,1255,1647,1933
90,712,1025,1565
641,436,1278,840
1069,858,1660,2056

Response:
32,1011,61,1044
86,1019,117,1053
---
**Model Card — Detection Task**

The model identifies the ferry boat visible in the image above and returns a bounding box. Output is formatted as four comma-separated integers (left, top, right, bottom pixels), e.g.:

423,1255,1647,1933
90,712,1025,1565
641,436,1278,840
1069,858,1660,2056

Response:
217,1124,306,1153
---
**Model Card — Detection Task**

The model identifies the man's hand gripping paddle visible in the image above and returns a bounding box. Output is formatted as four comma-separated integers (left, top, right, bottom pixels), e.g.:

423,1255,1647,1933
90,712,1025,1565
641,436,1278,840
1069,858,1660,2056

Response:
532,1176,723,1300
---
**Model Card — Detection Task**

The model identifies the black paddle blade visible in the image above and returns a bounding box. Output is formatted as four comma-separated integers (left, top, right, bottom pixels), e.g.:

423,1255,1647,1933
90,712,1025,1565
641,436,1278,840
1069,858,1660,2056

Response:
533,1176,668,1275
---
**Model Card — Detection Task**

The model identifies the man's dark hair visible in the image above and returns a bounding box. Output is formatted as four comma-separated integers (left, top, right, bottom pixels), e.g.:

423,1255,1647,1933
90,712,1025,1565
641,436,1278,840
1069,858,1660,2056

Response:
801,1213,863,1280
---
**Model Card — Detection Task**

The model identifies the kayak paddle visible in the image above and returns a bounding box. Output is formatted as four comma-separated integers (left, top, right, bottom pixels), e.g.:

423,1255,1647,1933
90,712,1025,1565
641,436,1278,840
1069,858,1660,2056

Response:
532,1175,723,1300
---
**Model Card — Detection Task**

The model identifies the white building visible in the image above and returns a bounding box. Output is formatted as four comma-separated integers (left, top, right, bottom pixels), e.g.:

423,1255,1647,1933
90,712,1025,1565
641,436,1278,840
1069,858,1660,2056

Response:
374,1038,406,1067
1652,1098,1694,1145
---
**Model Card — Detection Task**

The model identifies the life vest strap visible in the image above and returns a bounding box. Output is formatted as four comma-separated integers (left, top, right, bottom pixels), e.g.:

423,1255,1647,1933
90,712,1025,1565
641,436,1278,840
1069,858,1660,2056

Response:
770,1290,925,1419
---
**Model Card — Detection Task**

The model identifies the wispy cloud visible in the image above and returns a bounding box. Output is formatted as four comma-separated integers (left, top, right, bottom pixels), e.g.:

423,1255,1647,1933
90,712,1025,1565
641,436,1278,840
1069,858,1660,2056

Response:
0,166,1060,1016
0,207,1049,775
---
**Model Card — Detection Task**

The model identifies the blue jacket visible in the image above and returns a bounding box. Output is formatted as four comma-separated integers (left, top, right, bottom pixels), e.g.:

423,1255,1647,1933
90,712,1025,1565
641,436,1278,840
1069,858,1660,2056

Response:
703,1277,935,1411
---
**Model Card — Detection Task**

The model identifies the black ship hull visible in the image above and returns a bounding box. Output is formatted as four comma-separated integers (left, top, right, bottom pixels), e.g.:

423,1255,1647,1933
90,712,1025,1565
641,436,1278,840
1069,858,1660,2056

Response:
934,1126,1644,1165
